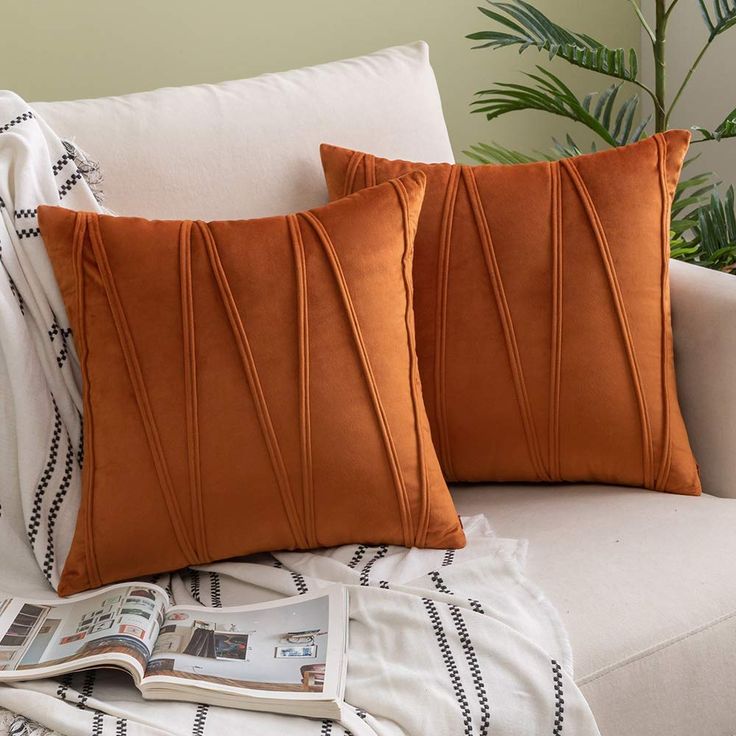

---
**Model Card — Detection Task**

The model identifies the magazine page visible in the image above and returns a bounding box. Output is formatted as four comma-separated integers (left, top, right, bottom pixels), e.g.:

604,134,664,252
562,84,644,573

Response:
142,585,347,704
0,583,167,681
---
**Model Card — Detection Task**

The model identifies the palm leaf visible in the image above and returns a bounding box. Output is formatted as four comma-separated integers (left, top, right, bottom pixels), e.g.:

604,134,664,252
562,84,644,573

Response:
464,132,607,166
692,105,736,141
551,134,586,158
699,186,736,251
463,142,550,164
676,185,736,271
468,0,638,81
472,68,649,148
670,239,703,259
670,164,718,244
672,171,717,216
697,0,736,40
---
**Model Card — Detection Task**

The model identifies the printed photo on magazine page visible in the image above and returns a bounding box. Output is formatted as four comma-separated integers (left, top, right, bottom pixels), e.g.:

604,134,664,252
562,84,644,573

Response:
0,583,167,678
144,588,344,696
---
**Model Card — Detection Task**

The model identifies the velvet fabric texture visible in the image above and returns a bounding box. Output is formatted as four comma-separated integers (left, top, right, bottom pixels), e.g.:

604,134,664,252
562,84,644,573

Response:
321,133,701,495
39,171,465,596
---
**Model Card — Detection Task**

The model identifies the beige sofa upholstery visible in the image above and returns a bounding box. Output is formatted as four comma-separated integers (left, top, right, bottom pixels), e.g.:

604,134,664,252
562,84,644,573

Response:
670,259,736,499
30,43,736,736
454,485,736,735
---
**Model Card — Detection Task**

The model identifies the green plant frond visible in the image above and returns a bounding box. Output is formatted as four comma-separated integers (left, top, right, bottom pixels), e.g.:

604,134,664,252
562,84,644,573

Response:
462,142,549,164
671,166,717,218
700,186,736,249
468,0,638,81
472,68,648,148
551,134,585,158
676,185,736,270
692,106,736,141
663,162,734,269
670,218,699,236
670,241,704,258
672,190,718,216
672,193,714,216
697,0,736,40
676,171,715,192
464,135,618,165
681,153,703,168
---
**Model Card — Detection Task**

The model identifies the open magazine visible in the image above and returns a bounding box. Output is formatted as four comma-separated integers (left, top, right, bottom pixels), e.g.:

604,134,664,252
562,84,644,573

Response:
0,582,348,719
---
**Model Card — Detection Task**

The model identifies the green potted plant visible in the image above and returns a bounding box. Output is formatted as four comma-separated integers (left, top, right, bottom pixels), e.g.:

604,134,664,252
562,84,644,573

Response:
466,0,736,271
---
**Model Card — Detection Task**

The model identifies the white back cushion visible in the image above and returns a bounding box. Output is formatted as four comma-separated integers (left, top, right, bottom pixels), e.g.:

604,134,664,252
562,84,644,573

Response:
31,42,453,220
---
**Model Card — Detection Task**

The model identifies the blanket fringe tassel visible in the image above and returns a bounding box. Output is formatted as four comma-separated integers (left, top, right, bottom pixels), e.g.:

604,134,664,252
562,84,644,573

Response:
0,710,58,736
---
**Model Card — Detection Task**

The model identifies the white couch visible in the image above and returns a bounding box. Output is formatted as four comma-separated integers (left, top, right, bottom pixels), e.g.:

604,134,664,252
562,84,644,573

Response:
31,43,736,736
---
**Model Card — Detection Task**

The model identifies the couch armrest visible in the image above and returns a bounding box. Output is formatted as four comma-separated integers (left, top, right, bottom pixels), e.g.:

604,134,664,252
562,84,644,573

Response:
670,259,736,497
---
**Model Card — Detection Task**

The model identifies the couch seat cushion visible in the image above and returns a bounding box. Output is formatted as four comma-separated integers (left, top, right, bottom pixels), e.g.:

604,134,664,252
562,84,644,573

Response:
452,484,736,735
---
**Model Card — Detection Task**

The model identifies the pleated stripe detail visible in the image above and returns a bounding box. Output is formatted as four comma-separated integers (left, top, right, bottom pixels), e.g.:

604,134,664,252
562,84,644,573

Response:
462,166,551,482
389,177,432,546
344,151,365,197
434,166,461,479
179,221,208,560
653,134,674,490
86,214,200,567
548,162,563,481
288,214,318,548
365,154,377,187
197,220,309,550
301,210,415,547
560,160,655,489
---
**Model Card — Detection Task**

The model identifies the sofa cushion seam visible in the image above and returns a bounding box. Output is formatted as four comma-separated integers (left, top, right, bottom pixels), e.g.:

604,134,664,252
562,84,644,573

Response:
577,607,736,687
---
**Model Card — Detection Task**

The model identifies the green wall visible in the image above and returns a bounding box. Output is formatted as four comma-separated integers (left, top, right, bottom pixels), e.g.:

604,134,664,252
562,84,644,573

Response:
2,0,640,160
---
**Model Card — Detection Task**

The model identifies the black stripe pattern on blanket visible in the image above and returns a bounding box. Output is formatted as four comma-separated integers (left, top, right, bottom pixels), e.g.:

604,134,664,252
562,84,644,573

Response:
92,709,104,736
49,317,73,368
192,703,209,736
358,544,388,586
425,571,491,736
272,557,310,594
429,569,485,615
56,672,72,701
27,399,63,547
552,659,565,735
0,110,33,135
77,670,96,709
346,544,367,569
42,432,75,582
11,206,40,239
209,571,222,607
422,597,475,736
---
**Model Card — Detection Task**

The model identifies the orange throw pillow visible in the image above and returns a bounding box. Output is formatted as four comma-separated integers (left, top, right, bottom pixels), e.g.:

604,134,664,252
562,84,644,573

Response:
39,171,465,596
321,133,701,494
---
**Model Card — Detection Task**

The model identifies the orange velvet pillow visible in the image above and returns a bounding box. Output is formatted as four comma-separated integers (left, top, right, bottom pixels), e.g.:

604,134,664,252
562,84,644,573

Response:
39,171,465,596
321,133,701,495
